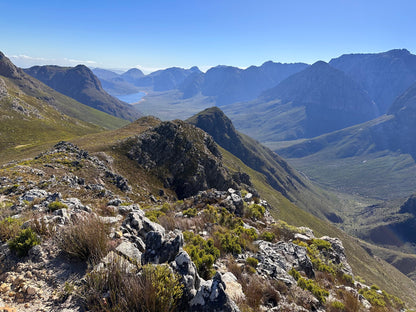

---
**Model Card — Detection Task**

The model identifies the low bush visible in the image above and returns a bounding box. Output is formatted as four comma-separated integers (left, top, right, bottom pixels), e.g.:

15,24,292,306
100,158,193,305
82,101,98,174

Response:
311,238,332,251
245,203,265,220
328,301,345,311
260,231,275,242
8,228,40,257
47,201,68,212
297,277,329,304
246,257,258,268
0,216,22,242
57,215,109,263
183,231,220,279
215,231,242,255
83,258,183,312
145,210,166,223
183,207,197,217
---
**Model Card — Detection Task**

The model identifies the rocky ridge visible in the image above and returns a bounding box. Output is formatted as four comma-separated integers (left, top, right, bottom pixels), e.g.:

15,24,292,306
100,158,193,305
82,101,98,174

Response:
0,141,407,311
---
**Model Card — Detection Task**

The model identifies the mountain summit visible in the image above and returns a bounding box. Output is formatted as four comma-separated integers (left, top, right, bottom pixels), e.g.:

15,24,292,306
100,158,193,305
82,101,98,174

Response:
24,65,141,121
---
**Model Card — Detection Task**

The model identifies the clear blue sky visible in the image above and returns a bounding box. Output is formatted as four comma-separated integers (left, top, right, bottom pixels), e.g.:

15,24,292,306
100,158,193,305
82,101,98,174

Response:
1,0,415,73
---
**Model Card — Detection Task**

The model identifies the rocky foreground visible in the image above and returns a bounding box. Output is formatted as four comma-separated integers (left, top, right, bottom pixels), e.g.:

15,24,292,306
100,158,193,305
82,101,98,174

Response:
0,142,406,311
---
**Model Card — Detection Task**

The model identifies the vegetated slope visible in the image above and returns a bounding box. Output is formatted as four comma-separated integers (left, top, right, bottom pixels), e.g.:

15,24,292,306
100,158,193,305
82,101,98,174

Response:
0,64,105,162
24,64,141,121
276,81,416,199
180,62,308,105
224,61,378,142
187,107,345,223
330,48,416,114
68,117,416,307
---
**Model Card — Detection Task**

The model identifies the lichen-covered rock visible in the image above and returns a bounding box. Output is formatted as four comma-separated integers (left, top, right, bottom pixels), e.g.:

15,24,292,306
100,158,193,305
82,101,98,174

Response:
255,240,314,284
142,230,184,264
320,236,353,276
115,241,142,263
189,272,240,312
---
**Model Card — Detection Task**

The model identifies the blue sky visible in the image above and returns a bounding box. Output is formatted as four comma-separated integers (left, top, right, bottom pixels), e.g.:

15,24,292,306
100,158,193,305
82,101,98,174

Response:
1,0,415,73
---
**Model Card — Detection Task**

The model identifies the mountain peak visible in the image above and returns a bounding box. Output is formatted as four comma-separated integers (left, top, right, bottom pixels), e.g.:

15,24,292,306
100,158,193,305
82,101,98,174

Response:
0,52,21,78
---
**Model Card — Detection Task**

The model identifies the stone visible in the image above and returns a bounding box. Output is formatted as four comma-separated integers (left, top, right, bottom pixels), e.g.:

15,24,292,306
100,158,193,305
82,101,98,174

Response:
115,241,142,263
21,189,48,202
221,272,245,302
143,230,183,264
320,236,353,275
255,240,314,284
189,272,240,312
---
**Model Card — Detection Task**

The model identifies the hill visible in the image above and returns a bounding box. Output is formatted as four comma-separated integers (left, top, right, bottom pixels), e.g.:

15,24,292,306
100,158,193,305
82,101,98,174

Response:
24,65,141,121
0,52,129,163
329,49,416,114
224,61,377,141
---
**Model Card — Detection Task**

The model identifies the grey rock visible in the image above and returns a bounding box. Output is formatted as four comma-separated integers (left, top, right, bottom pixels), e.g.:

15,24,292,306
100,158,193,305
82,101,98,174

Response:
320,236,353,276
255,240,314,284
21,189,48,202
107,198,122,206
143,230,183,264
115,241,142,263
189,272,240,312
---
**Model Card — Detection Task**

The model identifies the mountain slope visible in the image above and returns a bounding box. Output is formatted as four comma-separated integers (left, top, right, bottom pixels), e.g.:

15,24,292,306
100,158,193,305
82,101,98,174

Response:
225,61,377,141
0,53,119,162
187,107,347,223
329,49,416,113
68,116,416,307
24,65,141,121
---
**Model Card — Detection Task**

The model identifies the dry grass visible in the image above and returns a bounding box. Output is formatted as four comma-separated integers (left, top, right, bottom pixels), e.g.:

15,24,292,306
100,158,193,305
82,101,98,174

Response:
57,214,110,264
83,256,183,312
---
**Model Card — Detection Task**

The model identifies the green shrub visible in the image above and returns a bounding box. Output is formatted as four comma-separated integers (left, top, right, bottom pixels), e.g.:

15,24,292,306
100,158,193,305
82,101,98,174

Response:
8,228,41,257
297,277,329,303
245,203,265,220
48,201,68,212
311,238,332,251
145,210,166,223
359,288,386,307
215,231,242,255
160,203,171,213
260,231,275,242
183,231,220,279
330,301,345,311
288,268,301,281
246,257,259,268
0,216,22,242
58,215,109,263
183,208,197,218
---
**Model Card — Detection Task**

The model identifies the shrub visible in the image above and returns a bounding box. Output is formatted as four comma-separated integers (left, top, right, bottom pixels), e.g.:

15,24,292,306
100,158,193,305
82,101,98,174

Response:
183,208,197,218
328,301,345,311
8,228,41,257
83,258,183,312
297,277,329,303
47,201,68,212
289,268,301,281
245,203,265,220
260,231,275,242
145,210,166,223
57,215,109,263
246,257,259,268
0,216,22,242
311,238,332,251
215,231,242,255
183,231,220,279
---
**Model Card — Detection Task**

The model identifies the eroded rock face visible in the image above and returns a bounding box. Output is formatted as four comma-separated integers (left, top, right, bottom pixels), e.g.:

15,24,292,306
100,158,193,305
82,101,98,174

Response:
320,236,353,276
126,120,237,199
255,241,314,284
142,230,184,264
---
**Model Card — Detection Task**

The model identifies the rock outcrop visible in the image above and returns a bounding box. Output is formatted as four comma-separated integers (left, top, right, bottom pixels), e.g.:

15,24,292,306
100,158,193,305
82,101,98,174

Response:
126,120,237,199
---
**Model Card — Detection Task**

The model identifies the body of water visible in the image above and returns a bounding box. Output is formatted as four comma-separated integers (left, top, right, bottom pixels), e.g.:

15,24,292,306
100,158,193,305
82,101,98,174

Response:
116,92,146,104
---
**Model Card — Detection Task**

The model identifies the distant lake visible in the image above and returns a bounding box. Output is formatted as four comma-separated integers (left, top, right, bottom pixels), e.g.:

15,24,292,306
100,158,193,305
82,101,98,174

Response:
115,92,146,104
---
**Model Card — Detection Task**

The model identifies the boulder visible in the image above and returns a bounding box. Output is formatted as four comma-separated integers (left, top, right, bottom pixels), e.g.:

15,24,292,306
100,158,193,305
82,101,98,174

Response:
115,241,142,263
143,230,184,264
189,272,240,312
